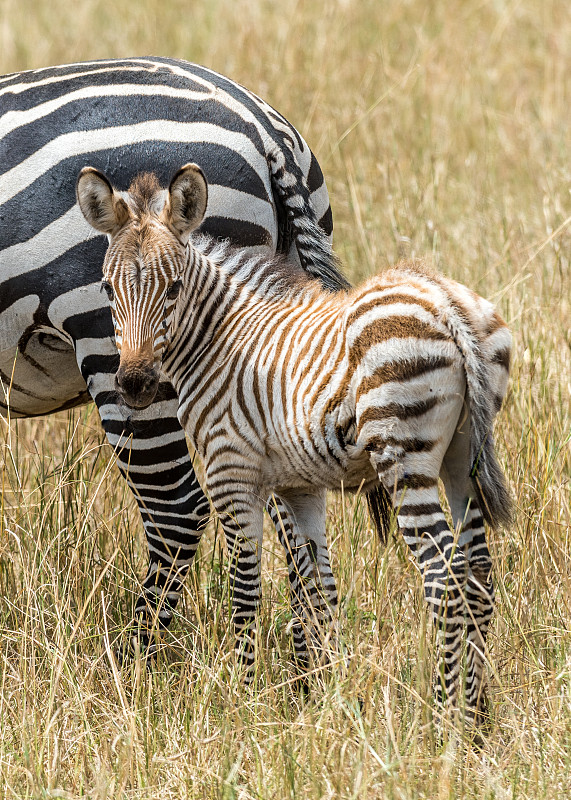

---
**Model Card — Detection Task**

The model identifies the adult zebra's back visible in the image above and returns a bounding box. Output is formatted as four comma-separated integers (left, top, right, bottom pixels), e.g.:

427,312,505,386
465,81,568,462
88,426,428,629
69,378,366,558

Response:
0,57,347,651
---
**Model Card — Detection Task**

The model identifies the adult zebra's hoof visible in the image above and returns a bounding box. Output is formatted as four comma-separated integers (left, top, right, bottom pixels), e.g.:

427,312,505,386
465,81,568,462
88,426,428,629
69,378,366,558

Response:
291,673,311,701
113,629,161,670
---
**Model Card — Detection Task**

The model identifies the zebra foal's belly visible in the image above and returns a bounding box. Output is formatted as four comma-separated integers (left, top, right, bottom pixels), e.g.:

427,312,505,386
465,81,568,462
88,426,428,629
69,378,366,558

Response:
263,432,378,496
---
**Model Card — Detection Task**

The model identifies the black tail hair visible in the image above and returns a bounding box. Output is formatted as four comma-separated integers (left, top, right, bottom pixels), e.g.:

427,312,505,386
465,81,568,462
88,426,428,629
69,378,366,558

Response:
268,148,350,292
366,484,394,545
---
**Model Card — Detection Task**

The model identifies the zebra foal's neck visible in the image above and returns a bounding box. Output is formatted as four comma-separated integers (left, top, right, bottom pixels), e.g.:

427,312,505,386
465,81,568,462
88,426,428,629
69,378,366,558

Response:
170,235,331,359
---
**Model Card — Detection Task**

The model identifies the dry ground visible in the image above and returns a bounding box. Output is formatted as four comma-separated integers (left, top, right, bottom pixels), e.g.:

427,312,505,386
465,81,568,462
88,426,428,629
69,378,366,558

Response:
0,0,570,797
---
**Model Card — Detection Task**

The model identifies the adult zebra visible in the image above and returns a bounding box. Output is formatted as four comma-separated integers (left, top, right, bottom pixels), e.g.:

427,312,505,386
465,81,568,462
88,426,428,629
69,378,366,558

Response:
0,57,348,654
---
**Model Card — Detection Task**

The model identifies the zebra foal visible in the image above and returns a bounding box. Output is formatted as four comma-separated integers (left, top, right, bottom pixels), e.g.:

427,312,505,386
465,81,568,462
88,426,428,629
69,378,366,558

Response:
77,163,513,720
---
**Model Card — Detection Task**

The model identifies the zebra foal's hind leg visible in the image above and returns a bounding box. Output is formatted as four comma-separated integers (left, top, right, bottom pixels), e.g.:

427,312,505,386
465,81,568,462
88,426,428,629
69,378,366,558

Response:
368,444,473,717
440,421,496,723
373,440,493,722
267,489,339,677
385,471,470,716
360,367,492,720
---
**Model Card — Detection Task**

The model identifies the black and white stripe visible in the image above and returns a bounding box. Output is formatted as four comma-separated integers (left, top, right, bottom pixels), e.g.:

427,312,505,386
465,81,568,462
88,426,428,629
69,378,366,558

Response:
0,57,347,652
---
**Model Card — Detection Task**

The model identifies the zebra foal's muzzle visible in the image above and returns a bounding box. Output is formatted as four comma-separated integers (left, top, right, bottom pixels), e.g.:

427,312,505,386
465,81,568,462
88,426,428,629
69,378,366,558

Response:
115,351,161,410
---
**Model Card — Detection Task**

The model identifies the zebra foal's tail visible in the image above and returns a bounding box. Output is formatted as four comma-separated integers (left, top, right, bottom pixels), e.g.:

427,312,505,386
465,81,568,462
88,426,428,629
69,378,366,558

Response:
366,485,395,546
441,302,513,530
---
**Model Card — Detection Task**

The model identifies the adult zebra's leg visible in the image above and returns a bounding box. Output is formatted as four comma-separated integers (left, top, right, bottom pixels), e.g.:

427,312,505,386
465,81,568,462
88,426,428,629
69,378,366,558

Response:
102,389,211,655
267,489,338,672
77,345,210,653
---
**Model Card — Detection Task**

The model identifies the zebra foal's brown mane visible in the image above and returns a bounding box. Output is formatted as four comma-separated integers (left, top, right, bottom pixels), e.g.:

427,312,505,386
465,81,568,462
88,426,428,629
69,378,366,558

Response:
127,172,164,214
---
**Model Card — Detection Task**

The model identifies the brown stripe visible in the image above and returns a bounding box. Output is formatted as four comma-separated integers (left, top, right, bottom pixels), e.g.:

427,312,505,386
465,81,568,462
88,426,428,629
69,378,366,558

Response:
399,502,442,516
424,271,477,334
349,316,448,364
295,305,332,365
287,313,346,467
272,305,312,417
252,367,265,431
484,311,507,337
262,304,299,415
490,346,510,370
290,302,338,386
234,325,272,437
184,303,271,430
359,396,439,426
357,355,453,400
310,336,347,416
310,353,351,464
176,274,236,360
231,303,276,430
180,333,231,400
347,292,440,326
458,515,485,533
365,436,437,454
207,476,260,492
188,357,237,439
395,474,438,492
236,365,259,434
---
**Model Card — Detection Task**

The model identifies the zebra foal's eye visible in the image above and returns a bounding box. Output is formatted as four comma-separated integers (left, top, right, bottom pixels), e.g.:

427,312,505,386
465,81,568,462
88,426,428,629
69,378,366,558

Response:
167,279,182,300
101,281,114,301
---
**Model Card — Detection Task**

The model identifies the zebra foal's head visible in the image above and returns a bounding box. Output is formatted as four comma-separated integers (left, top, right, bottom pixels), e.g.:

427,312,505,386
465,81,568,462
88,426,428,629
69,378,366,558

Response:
76,164,208,409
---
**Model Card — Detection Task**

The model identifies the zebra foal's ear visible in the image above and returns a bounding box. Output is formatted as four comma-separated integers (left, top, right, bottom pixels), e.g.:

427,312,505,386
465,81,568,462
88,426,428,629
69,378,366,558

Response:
76,167,130,236
163,163,208,245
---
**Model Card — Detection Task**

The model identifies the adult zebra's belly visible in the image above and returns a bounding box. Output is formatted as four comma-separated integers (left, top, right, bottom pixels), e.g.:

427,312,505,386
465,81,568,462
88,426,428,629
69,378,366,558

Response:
0,302,89,417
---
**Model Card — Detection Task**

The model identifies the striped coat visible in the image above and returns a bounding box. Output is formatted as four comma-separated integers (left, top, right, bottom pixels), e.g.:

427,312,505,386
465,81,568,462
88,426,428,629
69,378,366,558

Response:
1,58,347,655
77,164,512,721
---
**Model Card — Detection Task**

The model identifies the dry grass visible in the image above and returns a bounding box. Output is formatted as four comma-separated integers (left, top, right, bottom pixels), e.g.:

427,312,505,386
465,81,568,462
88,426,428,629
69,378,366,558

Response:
1,0,570,796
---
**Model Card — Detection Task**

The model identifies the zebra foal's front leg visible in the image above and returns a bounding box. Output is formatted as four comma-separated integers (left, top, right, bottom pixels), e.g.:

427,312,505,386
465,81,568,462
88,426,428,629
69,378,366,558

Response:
267,489,339,676
205,463,266,682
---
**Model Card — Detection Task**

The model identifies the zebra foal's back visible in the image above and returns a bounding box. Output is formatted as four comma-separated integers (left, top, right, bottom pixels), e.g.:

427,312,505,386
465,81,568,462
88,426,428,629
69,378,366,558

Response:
78,163,512,724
